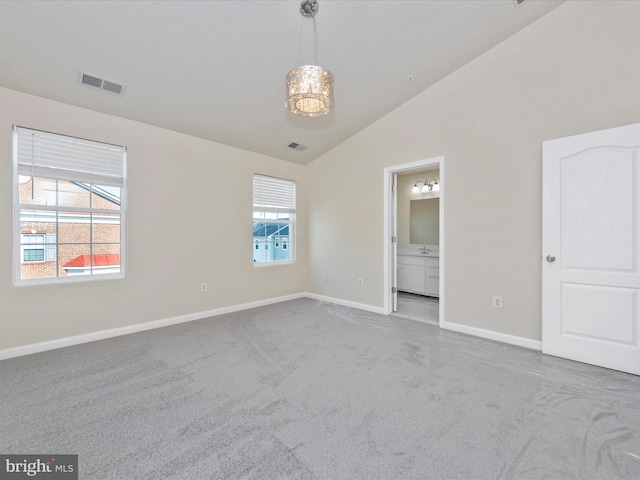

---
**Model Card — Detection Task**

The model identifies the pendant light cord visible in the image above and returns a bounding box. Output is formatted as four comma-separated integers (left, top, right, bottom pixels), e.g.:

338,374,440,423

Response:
296,16,303,67
296,14,319,66
313,16,318,65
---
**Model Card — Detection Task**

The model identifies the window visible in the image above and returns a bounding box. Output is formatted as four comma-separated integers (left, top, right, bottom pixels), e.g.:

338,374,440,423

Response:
13,126,126,283
253,174,295,264
20,233,56,263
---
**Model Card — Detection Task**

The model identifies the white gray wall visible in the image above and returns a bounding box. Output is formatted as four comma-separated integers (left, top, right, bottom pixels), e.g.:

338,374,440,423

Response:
0,87,307,350
307,1,640,341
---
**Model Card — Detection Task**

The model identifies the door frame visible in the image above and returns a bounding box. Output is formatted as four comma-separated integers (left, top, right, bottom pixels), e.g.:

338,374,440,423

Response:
383,155,445,327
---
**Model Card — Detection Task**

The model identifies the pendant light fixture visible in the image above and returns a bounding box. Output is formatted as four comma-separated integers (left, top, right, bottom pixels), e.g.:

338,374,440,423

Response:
285,0,334,117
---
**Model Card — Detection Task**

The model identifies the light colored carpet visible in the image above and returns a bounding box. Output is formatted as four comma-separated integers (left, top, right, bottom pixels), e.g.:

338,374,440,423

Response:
1,298,639,479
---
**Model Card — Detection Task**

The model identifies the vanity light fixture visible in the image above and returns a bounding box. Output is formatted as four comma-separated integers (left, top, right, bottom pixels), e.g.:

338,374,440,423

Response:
412,179,440,195
285,0,334,117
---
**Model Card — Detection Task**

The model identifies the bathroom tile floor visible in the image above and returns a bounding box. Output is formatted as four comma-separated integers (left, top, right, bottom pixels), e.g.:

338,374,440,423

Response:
395,292,439,324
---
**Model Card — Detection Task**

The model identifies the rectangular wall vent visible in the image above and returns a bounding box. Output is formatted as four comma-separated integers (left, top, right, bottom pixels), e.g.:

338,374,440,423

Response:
77,71,126,97
288,142,307,151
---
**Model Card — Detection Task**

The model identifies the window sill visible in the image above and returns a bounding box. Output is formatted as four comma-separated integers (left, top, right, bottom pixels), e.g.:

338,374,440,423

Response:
253,260,295,268
14,272,125,287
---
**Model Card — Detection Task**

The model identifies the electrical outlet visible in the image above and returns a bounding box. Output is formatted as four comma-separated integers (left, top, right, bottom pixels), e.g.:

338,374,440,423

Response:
200,282,208,293
492,296,502,308
357,278,364,287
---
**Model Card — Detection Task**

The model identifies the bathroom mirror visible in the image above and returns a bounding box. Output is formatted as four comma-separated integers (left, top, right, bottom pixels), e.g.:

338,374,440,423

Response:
410,198,439,245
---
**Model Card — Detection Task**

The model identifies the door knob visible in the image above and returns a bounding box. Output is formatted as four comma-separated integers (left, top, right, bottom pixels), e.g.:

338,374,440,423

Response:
546,255,556,263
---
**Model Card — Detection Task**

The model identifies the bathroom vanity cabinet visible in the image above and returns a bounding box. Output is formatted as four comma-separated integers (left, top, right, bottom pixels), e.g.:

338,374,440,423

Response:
397,254,439,297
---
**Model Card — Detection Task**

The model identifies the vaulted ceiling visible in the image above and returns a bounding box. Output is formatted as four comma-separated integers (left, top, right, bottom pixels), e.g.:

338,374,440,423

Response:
0,0,564,164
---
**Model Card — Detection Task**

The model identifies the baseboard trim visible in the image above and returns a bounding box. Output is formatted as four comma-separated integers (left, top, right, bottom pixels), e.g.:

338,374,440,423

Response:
0,293,306,361
441,320,542,351
1,293,540,360
303,292,387,315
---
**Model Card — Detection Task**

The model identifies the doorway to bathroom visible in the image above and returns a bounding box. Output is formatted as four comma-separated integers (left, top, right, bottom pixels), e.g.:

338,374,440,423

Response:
383,156,444,326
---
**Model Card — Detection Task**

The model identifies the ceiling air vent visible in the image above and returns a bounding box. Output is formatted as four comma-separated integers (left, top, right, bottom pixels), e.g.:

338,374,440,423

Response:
513,0,527,7
288,142,307,151
77,71,126,97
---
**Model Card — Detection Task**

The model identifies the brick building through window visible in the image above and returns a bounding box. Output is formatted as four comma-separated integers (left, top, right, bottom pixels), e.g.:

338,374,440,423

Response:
19,177,121,279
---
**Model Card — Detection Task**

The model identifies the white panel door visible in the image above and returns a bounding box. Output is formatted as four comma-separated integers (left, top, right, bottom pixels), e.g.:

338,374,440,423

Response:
542,123,640,375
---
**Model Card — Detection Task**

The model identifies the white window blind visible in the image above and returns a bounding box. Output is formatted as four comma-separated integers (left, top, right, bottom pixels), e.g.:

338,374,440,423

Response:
253,174,296,213
14,126,126,187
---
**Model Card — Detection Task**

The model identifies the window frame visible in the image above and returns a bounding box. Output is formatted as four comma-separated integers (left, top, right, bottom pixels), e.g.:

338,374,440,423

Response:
12,126,127,285
252,174,296,266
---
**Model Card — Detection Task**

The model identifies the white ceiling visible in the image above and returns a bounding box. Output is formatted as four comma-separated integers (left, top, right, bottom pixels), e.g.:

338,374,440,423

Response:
0,0,564,165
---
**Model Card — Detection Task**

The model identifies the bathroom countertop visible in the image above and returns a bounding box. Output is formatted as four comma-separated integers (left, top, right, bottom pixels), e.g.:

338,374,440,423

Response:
398,252,439,258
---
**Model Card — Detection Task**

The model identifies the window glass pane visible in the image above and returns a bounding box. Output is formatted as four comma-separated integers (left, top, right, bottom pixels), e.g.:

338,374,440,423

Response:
23,248,45,262
18,177,56,206
20,211,55,238
92,212,121,243
275,238,290,261
58,180,90,208
90,243,118,255
21,233,44,245
92,184,121,211
253,219,291,263
20,218,51,239
253,240,266,263
20,231,55,279
18,209,121,279
21,233,46,264
90,245,121,275
21,254,57,280
252,220,266,237
59,212,90,245
253,220,267,263
58,244,91,277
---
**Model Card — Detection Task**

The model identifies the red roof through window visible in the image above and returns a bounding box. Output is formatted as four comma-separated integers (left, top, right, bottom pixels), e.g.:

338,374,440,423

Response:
63,254,120,268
